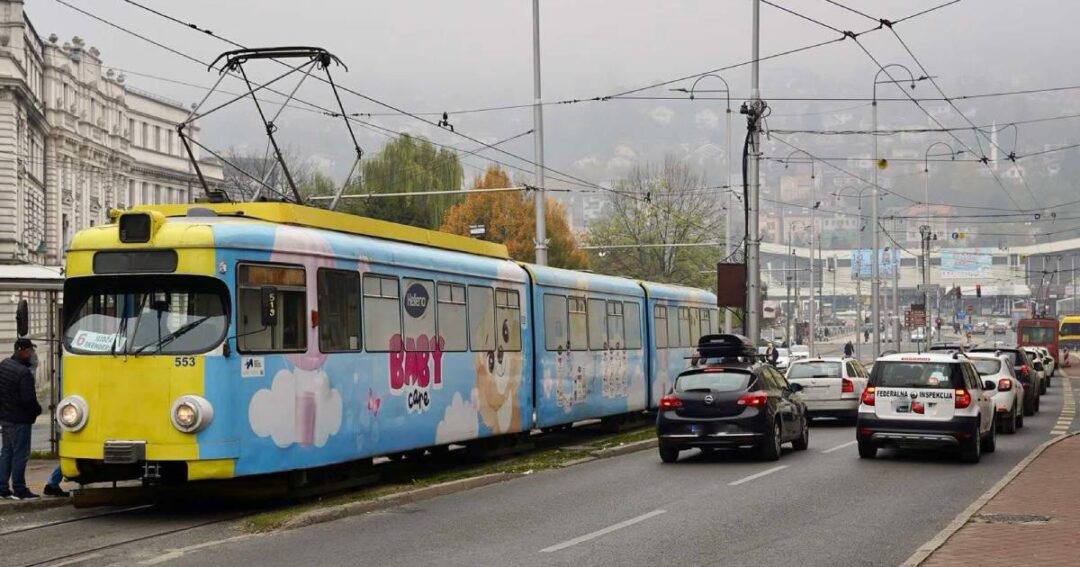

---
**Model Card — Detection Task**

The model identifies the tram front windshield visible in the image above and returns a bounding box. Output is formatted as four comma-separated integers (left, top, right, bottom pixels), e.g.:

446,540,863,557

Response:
64,276,229,356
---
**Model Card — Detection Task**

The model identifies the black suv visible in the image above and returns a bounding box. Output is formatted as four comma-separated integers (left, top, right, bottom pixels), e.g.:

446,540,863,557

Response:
968,346,1041,416
656,334,809,463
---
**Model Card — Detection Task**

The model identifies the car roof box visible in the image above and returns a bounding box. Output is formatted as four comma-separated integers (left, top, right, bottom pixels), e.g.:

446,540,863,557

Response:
697,334,757,358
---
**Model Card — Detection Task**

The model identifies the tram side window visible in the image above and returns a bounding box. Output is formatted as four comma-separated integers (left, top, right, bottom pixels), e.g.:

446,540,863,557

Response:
653,305,668,348
317,269,360,352
607,301,624,349
437,283,468,352
624,302,642,350
667,305,681,349
679,307,692,347
363,274,401,352
496,289,521,352
569,296,588,351
238,264,306,352
544,294,568,351
588,298,607,350
402,279,436,351
468,286,496,352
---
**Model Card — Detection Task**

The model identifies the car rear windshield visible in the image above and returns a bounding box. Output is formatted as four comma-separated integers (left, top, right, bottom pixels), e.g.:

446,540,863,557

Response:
676,371,752,393
971,349,1020,366
788,362,841,379
872,361,960,389
971,359,1001,375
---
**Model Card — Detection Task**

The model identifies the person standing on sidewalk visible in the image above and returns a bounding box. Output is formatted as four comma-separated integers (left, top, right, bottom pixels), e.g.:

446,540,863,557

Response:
0,339,43,500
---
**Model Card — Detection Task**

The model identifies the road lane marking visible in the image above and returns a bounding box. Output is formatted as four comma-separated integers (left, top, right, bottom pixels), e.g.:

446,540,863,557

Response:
822,440,858,454
728,465,787,486
539,509,666,553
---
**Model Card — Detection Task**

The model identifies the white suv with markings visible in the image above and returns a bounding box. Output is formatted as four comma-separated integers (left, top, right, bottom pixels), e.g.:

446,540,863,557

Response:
856,353,997,463
785,358,869,421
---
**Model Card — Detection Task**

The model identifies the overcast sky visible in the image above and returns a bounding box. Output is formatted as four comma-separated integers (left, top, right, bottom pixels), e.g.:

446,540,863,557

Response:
28,0,1080,186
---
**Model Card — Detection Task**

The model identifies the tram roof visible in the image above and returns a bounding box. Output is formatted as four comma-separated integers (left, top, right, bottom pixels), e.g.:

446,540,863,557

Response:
130,202,510,260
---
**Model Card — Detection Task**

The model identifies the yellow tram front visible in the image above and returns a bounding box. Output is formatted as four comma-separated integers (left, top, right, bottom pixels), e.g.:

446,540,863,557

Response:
57,210,234,484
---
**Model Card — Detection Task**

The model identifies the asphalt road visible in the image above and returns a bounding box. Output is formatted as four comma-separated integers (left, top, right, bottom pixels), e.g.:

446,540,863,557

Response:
149,376,1075,567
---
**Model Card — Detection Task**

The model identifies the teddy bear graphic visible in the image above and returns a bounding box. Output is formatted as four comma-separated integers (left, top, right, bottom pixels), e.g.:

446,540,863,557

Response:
475,344,523,434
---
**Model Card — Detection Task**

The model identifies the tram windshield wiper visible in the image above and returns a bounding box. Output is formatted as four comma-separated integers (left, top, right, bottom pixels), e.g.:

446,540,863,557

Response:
131,316,211,356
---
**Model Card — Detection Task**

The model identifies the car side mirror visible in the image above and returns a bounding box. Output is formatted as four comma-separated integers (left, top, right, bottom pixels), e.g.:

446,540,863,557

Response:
983,380,996,391
789,382,803,393
260,286,278,327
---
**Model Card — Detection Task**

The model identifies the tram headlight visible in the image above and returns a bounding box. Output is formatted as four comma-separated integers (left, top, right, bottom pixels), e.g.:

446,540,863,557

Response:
56,396,88,432
170,395,213,433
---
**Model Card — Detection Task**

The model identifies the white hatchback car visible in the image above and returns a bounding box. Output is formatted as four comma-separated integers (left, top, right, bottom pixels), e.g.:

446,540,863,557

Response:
968,353,1024,434
785,358,869,421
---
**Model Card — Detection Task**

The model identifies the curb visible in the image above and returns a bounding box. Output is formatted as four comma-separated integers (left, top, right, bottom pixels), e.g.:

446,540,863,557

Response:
0,496,71,516
901,431,1079,566
275,436,660,532
280,473,517,531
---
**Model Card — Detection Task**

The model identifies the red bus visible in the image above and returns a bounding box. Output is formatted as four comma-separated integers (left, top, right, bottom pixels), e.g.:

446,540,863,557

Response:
1016,318,1059,361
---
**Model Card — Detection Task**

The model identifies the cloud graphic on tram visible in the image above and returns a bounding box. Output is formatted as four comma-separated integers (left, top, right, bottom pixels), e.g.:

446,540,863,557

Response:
435,389,480,445
248,367,343,448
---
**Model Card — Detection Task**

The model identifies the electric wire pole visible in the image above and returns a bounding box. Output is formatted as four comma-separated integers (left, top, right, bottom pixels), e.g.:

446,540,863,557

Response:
532,0,548,265
744,0,764,346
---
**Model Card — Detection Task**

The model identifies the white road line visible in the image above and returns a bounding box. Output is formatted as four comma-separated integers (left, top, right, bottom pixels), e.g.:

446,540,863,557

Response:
49,553,102,567
729,465,788,486
539,509,667,553
822,440,858,454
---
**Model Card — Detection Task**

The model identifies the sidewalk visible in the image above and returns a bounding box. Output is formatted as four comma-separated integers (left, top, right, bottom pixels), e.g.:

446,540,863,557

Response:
0,459,69,512
917,431,1080,566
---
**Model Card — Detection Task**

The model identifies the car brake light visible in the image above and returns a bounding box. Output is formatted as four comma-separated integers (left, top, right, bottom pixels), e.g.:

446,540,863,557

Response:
842,378,855,393
861,387,876,406
954,389,972,409
912,400,925,414
998,378,1012,391
659,395,683,409
736,392,768,408
1019,365,1029,378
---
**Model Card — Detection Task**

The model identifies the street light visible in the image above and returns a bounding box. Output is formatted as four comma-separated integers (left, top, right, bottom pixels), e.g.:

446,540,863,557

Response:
676,73,734,332
872,64,927,358
785,149,818,356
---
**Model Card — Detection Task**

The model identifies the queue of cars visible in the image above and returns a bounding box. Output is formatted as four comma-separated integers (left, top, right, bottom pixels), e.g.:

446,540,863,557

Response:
657,334,1053,464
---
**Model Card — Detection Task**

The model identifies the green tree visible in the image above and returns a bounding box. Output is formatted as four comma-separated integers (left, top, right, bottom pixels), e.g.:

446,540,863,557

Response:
441,166,589,269
585,157,725,288
349,135,464,229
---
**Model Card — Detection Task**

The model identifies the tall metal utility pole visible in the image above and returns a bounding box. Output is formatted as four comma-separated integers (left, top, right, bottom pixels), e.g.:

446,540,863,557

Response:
743,0,764,346
531,0,548,265
725,97,734,333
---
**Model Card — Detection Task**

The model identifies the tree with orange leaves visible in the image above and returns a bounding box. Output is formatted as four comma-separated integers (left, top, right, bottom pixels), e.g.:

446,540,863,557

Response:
441,166,588,269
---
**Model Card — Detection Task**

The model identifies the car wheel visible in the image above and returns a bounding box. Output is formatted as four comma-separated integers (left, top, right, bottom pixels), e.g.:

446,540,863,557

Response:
1039,379,1048,396
857,440,877,459
961,424,982,463
792,419,810,451
982,416,997,453
658,443,680,464
1034,390,1042,412
1023,391,1036,416
1017,404,1025,428
1002,408,1018,434
757,420,782,462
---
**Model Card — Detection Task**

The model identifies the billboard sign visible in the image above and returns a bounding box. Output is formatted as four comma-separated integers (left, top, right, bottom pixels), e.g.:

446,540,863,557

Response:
850,249,900,280
940,248,993,279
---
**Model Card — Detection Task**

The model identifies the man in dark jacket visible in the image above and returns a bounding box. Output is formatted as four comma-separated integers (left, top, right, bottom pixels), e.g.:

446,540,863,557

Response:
844,341,855,357
0,339,42,500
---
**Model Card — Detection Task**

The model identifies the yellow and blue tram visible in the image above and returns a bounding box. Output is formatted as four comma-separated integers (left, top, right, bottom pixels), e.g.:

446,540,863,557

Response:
55,203,718,484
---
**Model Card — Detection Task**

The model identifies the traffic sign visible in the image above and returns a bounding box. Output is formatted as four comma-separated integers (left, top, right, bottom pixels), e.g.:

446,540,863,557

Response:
966,304,974,314
955,310,966,321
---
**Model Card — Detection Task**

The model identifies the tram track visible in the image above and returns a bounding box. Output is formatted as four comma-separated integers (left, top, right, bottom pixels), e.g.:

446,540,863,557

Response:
3,419,652,567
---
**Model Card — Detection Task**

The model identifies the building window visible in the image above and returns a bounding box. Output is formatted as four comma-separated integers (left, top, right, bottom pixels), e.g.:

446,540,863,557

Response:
437,283,467,352
168,130,175,155
128,118,135,141
317,269,360,352
141,182,149,204
128,180,135,207
142,123,149,148
237,264,307,352
154,126,162,151
363,274,401,352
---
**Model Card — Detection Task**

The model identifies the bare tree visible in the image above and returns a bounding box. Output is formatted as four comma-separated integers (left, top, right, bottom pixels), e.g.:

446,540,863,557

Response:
220,146,313,202
586,157,727,287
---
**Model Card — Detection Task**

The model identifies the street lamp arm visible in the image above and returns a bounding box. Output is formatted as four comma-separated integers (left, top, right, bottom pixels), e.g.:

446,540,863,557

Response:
683,74,731,110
